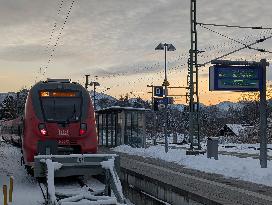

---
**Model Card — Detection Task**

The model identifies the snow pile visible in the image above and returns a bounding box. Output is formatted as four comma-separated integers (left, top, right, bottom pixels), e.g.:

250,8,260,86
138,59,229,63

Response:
45,159,57,204
59,193,117,205
53,161,63,170
39,159,62,204
113,145,272,187
101,158,125,202
100,158,115,170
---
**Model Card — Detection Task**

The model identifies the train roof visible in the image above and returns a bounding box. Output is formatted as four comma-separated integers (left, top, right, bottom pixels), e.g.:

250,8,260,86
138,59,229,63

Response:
46,79,71,83
30,79,85,92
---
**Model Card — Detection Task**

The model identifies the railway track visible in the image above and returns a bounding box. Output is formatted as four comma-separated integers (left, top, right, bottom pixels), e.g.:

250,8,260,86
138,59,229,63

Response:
34,155,126,205
38,176,120,205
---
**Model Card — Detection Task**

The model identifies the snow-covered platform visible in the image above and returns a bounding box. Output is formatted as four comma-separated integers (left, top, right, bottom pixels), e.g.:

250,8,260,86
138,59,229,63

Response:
100,145,272,205
0,143,44,205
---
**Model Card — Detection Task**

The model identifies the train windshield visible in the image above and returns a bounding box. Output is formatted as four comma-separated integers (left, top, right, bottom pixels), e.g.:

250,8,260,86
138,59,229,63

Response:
40,91,82,122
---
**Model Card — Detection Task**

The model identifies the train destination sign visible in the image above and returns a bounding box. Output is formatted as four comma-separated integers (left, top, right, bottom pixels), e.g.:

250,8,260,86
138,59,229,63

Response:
209,65,263,91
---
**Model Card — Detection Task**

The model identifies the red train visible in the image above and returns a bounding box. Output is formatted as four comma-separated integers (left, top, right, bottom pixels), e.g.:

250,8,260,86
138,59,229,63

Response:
22,79,97,169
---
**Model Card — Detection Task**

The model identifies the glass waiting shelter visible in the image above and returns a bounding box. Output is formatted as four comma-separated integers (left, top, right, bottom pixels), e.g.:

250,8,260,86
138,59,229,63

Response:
95,106,148,148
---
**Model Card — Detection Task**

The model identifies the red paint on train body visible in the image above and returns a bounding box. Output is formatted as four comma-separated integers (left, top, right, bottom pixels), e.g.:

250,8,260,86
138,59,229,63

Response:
22,80,97,166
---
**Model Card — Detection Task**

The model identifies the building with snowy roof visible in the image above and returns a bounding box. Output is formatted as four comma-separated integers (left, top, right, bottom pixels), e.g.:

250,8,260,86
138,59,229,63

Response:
217,124,254,143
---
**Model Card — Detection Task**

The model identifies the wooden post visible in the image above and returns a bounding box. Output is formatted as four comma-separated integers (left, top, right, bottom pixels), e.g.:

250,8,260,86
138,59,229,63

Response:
9,176,13,202
3,185,7,205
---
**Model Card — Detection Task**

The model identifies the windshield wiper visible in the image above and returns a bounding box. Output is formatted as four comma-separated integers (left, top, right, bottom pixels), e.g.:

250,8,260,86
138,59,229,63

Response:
66,104,77,123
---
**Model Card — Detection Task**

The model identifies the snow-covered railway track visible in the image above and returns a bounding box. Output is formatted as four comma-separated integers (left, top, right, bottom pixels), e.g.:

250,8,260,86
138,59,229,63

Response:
38,176,119,205
34,155,126,205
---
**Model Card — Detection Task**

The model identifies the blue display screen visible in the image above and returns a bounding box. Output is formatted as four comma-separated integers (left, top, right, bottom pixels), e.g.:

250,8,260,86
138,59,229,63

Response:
210,65,262,91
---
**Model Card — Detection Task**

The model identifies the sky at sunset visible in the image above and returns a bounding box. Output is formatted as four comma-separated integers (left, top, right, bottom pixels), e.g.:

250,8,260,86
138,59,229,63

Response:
1,0,272,105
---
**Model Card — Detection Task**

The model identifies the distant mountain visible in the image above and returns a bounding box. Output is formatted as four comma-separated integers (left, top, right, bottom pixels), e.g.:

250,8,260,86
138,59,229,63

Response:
0,91,116,106
215,101,243,111
169,104,185,112
128,98,138,104
89,91,117,101
0,91,246,113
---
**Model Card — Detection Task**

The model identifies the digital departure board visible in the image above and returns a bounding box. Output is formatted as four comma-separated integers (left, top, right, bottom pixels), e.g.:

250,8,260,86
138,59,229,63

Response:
209,65,263,91
40,91,77,97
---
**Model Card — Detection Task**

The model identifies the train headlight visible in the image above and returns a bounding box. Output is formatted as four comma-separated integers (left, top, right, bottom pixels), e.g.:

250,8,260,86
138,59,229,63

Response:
79,123,87,135
38,123,48,136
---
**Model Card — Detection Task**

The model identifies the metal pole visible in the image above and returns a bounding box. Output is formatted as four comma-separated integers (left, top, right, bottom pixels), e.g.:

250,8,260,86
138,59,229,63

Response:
260,59,268,168
189,0,194,150
188,0,200,151
151,86,154,110
93,83,96,111
85,75,90,89
147,85,154,109
164,44,167,81
164,45,169,153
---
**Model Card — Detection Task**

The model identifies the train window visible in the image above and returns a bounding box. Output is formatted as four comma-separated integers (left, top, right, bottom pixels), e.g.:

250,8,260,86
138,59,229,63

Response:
41,97,82,122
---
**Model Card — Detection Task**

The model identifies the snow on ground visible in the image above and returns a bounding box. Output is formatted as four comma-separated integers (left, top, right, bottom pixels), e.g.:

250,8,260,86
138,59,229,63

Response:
0,142,44,205
171,142,272,156
113,145,272,187
218,143,272,155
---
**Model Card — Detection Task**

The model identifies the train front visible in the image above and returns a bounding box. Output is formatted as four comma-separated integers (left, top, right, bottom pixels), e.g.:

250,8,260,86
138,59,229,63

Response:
22,79,97,167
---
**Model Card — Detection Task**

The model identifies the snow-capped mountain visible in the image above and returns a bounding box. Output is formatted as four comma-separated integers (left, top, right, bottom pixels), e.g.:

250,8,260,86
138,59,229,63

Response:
89,91,117,101
168,104,185,112
215,101,243,111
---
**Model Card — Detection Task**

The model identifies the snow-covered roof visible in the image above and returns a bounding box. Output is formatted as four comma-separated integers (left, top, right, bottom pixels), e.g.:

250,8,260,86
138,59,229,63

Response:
225,124,245,136
96,106,150,113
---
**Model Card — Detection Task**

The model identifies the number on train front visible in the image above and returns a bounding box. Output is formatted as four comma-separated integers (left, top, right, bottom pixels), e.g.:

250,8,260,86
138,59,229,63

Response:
77,156,85,163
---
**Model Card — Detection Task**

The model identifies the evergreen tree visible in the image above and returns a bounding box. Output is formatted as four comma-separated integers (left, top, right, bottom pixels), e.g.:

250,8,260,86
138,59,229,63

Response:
16,89,28,116
0,95,17,120
97,97,116,109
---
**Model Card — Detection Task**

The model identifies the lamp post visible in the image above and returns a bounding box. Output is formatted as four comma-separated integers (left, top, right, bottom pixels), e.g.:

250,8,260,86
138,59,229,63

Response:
155,43,176,153
147,85,154,110
90,81,100,110
155,43,176,85
85,75,90,89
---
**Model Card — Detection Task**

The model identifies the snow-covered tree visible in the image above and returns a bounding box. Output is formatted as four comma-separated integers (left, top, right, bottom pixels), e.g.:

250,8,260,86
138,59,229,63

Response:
97,97,116,109
16,89,28,116
0,95,17,120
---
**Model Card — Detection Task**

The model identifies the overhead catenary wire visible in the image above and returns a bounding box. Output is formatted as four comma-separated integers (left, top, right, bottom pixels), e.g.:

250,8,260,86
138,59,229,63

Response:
196,21,272,66
197,26,270,60
201,34,272,66
38,0,66,80
85,22,272,98
42,0,76,76
197,22,272,30
99,27,271,96
199,24,272,54
45,0,65,53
